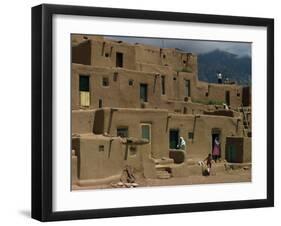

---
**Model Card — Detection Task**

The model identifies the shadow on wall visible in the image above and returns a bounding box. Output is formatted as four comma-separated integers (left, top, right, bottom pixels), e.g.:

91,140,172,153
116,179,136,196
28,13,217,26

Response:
93,109,104,134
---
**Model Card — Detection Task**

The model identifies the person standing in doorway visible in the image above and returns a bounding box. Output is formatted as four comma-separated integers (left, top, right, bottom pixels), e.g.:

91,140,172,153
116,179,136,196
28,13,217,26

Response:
217,72,222,84
212,137,221,162
177,137,186,151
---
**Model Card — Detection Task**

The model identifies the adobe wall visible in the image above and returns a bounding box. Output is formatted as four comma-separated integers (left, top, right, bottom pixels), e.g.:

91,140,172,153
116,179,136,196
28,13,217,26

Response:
134,44,196,72
72,110,95,134
169,114,243,160
92,108,170,159
72,34,247,109
73,108,242,161
243,137,251,162
72,64,245,112
73,134,155,181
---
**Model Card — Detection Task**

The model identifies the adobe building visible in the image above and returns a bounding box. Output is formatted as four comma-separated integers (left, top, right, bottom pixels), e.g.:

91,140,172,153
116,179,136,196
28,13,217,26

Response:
71,35,252,188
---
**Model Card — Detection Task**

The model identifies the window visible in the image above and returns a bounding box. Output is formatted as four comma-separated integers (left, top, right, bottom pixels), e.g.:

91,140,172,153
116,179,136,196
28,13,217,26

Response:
141,124,151,142
129,146,137,156
113,72,118,81
79,75,90,107
140,83,148,102
102,77,109,87
188,132,194,139
161,75,166,95
116,52,123,67
117,127,128,138
184,79,191,97
98,99,103,108
99,145,104,152
79,75,89,92
129,79,134,86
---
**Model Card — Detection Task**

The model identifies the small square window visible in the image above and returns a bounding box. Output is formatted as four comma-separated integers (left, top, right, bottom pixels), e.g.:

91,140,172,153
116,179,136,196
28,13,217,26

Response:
113,72,118,81
129,79,134,86
188,132,194,139
102,77,109,86
237,93,240,97
99,145,104,152
129,146,137,156
117,127,128,138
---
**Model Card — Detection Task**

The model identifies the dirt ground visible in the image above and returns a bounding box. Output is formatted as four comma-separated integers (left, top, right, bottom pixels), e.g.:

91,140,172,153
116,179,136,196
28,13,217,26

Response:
72,168,251,191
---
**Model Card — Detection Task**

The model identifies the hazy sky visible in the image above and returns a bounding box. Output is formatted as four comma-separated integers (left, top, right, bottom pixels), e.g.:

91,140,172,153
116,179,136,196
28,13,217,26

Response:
107,36,251,57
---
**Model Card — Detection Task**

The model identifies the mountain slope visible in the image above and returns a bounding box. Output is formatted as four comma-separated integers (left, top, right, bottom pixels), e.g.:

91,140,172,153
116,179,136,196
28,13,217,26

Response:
197,50,251,85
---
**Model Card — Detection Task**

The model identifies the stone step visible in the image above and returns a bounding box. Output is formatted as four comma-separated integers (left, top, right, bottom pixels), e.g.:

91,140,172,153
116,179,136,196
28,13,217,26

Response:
156,169,171,179
153,157,174,165
225,162,252,170
155,163,176,169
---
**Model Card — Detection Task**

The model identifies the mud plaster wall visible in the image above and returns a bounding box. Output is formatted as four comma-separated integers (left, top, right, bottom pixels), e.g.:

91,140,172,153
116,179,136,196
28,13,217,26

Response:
92,108,170,159
74,109,243,161
77,136,149,180
243,137,251,162
72,110,95,134
72,64,244,111
169,114,242,160
78,137,123,179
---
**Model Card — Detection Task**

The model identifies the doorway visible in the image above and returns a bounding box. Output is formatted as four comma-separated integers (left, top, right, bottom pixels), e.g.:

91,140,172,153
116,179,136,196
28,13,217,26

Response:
140,83,148,102
116,52,123,67
211,128,221,157
184,79,191,97
225,91,230,106
79,75,90,107
169,129,179,149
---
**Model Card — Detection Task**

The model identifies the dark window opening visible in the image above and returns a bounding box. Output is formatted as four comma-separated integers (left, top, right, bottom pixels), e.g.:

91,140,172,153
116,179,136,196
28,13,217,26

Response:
188,132,194,139
99,145,104,152
163,54,166,59
205,92,209,97
99,99,103,108
117,127,128,138
237,92,240,97
79,75,89,91
183,60,186,64
116,52,123,67
161,75,166,95
140,84,148,102
129,79,134,86
102,77,109,86
105,53,109,57
183,107,187,114
173,77,177,81
113,72,118,82
130,146,137,156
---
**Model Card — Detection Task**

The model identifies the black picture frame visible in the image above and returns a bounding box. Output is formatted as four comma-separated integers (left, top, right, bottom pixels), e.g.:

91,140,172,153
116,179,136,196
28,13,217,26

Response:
32,4,274,222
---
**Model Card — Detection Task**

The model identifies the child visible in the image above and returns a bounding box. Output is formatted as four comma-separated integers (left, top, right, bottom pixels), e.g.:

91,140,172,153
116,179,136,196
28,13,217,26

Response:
203,154,212,176
205,154,212,168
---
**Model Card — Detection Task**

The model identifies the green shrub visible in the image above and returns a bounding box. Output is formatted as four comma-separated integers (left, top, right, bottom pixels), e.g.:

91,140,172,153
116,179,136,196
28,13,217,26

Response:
176,66,192,73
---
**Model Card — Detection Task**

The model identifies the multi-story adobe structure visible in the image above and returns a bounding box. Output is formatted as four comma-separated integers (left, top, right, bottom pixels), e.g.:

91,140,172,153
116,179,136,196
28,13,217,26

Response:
71,35,251,187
